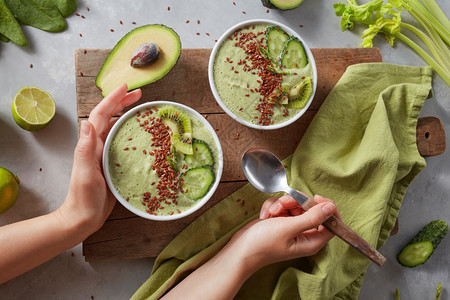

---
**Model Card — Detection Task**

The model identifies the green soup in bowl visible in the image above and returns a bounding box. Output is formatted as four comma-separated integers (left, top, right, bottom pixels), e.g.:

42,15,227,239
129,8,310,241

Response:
103,101,223,221
209,19,317,130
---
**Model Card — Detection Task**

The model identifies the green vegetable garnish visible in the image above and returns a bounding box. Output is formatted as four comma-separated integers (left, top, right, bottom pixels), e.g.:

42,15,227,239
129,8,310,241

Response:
435,282,442,300
334,0,450,86
397,220,448,267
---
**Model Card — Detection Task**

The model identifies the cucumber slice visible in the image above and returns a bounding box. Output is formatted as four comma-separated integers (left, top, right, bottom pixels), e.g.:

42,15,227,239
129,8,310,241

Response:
181,166,215,200
397,220,448,267
397,241,434,267
280,37,308,69
261,0,304,10
266,26,290,63
184,139,214,169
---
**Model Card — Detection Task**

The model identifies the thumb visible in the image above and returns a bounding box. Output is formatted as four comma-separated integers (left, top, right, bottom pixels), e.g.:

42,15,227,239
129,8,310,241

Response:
73,121,97,171
284,201,336,237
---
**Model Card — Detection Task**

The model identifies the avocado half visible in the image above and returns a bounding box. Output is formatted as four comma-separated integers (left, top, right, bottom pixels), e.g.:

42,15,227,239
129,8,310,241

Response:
96,24,181,97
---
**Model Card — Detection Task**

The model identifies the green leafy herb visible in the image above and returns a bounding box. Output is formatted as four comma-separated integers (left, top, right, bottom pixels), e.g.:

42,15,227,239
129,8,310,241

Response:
53,0,77,17
4,0,67,32
0,0,27,46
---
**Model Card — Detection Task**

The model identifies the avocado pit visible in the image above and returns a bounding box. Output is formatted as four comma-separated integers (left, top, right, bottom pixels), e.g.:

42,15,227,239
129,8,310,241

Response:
131,42,160,67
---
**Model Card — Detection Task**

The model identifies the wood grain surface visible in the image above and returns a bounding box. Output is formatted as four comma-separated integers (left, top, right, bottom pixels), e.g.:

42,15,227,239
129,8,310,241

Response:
76,48,445,261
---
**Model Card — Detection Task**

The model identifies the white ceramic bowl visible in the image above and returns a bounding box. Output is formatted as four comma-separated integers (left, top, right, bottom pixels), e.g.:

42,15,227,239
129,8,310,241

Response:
103,101,223,221
208,19,317,130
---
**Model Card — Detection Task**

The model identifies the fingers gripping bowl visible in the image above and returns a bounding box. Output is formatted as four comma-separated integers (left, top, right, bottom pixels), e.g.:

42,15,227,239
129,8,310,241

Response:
103,101,223,221
209,19,317,130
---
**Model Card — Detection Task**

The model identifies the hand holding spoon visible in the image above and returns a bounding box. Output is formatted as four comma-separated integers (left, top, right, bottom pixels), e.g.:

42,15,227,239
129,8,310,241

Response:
241,148,386,267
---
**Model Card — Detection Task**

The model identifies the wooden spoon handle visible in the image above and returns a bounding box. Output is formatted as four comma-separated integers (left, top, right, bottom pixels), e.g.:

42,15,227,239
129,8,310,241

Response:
303,198,386,266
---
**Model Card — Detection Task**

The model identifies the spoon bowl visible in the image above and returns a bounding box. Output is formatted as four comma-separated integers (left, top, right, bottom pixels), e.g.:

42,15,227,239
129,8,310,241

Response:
241,149,289,194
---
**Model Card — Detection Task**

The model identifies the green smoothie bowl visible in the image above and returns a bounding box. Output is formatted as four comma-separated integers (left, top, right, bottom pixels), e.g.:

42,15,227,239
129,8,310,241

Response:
103,101,223,221
209,19,317,130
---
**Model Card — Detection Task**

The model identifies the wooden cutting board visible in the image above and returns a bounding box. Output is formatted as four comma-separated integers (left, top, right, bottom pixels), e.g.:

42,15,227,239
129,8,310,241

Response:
76,48,445,261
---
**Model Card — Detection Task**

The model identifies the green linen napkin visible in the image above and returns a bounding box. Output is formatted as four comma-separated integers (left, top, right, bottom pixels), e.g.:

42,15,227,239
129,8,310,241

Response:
132,63,433,300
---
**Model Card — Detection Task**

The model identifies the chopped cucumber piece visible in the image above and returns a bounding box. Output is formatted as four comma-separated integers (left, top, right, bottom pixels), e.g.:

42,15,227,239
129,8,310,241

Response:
181,166,215,200
266,26,290,63
184,139,215,169
397,241,434,267
280,37,308,69
397,220,448,267
261,0,305,10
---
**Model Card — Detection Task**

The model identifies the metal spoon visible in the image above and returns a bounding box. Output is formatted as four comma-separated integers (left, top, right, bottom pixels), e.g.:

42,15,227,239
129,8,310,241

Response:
241,148,386,267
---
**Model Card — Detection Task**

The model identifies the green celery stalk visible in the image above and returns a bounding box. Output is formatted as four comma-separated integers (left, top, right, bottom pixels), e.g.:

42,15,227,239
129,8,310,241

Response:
401,22,450,71
408,0,450,45
334,0,450,85
394,31,450,84
420,0,450,29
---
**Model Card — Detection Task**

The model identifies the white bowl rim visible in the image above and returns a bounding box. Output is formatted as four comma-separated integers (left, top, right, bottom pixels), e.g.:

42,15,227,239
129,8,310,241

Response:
208,19,317,130
102,101,224,221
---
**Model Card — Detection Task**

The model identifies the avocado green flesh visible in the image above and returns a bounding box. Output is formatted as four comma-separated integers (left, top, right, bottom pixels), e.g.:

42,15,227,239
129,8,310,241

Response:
270,0,304,9
4,0,67,32
108,106,219,216
0,0,27,46
96,24,181,97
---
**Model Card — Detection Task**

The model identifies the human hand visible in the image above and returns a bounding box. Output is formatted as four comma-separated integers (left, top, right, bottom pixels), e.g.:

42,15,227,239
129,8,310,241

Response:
56,84,141,236
227,194,338,272
161,195,338,300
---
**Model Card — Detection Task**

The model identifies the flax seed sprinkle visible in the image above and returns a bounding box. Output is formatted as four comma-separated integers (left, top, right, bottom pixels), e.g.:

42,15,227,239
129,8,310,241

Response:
230,28,283,125
133,110,184,214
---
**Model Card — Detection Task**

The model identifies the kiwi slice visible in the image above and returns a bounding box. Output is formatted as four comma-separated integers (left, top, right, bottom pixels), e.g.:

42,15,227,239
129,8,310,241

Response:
158,106,193,154
285,77,312,109
158,106,191,132
172,133,193,155
158,106,192,134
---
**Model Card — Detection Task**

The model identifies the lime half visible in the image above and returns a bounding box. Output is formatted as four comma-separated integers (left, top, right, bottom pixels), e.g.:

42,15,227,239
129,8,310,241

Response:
12,87,56,131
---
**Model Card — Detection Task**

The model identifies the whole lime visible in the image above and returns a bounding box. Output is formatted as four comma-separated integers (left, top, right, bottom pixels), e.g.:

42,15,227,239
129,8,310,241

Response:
0,167,20,214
